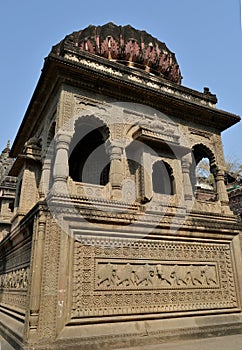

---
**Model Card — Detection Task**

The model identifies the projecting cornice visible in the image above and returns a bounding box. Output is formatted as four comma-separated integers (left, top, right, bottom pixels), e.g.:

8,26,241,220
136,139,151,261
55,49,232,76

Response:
10,43,240,157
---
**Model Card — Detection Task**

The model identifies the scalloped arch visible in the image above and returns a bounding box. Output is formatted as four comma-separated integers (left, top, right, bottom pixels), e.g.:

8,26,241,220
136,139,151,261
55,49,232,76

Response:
192,143,216,167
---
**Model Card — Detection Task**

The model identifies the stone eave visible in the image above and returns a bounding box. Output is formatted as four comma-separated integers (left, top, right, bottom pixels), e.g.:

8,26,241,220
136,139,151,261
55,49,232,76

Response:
37,52,242,131
10,51,241,157
10,59,62,158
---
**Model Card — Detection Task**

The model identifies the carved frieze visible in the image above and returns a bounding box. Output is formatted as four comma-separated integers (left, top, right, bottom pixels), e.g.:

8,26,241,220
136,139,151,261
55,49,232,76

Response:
96,261,218,290
0,267,30,290
72,238,238,319
0,266,30,311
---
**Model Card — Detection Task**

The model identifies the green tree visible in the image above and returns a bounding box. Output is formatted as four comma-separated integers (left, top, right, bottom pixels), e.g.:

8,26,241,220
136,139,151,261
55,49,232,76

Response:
196,156,242,185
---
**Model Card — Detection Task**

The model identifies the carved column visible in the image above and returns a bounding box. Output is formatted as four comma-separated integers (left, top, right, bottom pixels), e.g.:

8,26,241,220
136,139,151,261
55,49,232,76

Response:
27,213,46,342
107,142,123,200
53,132,72,193
181,153,193,201
141,152,153,203
214,167,230,211
39,158,52,198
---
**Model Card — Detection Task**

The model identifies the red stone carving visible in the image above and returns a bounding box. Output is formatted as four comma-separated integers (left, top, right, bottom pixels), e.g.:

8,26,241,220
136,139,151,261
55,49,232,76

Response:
51,23,183,84
80,39,95,54
168,63,182,84
124,40,140,62
101,36,119,59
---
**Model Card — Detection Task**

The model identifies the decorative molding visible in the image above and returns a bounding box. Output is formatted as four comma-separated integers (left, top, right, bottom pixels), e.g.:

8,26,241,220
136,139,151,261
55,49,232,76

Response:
1,292,27,310
189,127,212,139
74,57,123,77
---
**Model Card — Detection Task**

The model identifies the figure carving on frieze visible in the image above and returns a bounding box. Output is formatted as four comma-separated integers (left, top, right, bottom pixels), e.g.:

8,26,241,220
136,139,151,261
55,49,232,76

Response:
202,265,218,286
97,263,116,287
116,263,135,286
0,267,30,289
156,264,173,285
187,265,204,286
133,264,155,286
171,265,188,286
96,262,218,289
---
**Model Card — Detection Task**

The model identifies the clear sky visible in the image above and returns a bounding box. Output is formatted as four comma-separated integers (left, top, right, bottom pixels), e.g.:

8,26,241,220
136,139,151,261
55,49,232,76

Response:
0,0,241,163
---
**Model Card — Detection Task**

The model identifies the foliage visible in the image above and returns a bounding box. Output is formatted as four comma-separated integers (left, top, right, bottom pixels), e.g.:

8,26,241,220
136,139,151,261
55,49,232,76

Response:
224,156,242,176
196,158,214,185
196,156,242,185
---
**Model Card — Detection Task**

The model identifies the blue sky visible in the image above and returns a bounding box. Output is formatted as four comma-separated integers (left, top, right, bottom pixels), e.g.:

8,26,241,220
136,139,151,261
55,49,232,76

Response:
0,0,241,163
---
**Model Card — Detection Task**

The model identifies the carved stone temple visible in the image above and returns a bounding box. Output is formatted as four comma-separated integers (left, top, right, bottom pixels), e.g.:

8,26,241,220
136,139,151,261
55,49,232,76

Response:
1,23,242,349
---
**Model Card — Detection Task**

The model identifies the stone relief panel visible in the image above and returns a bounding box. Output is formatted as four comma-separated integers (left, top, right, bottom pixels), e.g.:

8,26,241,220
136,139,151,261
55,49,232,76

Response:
0,241,31,310
0,267,30,290
71,238,238,319
0,267,30,310
96,261,218,290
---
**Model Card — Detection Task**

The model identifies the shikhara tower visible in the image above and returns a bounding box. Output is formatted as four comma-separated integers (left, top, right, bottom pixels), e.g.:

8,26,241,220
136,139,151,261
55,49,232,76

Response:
0,23,242,349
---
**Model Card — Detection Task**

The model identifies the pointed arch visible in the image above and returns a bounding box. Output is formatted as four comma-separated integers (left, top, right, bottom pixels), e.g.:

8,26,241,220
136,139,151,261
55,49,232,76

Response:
192,143,216,167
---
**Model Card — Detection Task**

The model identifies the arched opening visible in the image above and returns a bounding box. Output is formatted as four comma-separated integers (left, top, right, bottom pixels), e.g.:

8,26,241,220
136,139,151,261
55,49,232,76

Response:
152,160,175,195
69,120,110,186
192,144,216,201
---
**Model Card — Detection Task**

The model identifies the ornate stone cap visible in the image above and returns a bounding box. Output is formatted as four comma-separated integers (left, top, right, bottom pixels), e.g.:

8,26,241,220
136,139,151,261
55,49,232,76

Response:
51,22,182,84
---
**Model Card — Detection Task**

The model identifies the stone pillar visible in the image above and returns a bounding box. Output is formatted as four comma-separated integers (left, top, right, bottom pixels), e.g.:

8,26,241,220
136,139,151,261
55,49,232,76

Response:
27,214,46,342
214,167,230,211
53,132,72,194
39,158,52,198
107,142,123,200
141,152,153,203
181,153,193,201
